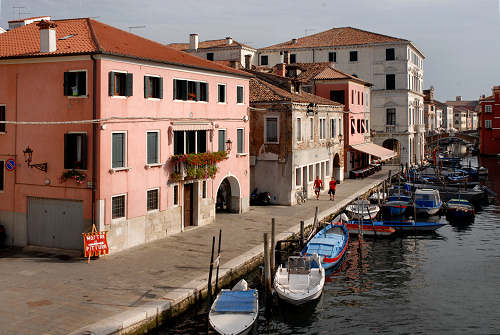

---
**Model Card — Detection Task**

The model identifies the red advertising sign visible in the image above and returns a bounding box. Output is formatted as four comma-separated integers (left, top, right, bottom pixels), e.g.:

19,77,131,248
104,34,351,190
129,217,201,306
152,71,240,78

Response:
83,225,109,262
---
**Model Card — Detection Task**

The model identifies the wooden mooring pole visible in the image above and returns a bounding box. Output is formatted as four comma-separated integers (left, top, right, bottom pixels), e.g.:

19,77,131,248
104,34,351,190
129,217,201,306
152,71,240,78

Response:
207,235,215,305
271,218,276,275
300,220,305,248
214,229,222,295
263,233,271,296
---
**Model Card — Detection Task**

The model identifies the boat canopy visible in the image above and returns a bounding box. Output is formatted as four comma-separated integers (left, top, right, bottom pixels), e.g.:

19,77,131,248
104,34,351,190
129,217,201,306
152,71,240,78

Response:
213,290,256,313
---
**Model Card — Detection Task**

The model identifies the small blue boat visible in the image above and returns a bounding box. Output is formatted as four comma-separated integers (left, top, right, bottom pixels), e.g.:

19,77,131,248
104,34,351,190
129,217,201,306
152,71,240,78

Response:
384,194,412,216
415,189,443,216
445,199,475,223
302,222,349,271
349,219,445,232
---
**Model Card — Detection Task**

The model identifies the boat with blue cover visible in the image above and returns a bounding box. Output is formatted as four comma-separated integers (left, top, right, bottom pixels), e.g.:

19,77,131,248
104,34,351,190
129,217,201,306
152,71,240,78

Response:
384,194,412,216
209,279,258,335
445,198,475,223
302,222,349,271
414,189,443,216
348,219,445,232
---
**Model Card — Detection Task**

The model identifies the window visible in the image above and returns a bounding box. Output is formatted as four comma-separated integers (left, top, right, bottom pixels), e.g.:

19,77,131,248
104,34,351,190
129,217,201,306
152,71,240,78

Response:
112,132,126,168
310,118,314,140
328,51,336,62
351,90,354,104
357,91,360,105
330,118,336,138
296,118,302,141
174,130,207,154
0,106,5,133
366,120,369,133
315,163,320,178
330,90,344,104
386,108,396,125
237,128,244,154
386,74,396,90
206,53,214,61
109,71,133,97
173,185,179,205
218,84,226,103
218,129,226,152
349,51,358,62
265,117,278,143
111,194,126,219
147,131,159,164
319,118,326,139
485,120,492,128
173,79,208,102
357,119,361,133
261,55,268,66
290,54,296,63
147,189,159,211
351,119,356,134
237,86,244,104
308,165,314,182
202,180,207,198
339,118,343,136
64,71,87,97
326,161,330,177
144,76,163,99
296,168,301,187
386,48,395,61
0,160,4,191
485,105,492,113
64,133,88,170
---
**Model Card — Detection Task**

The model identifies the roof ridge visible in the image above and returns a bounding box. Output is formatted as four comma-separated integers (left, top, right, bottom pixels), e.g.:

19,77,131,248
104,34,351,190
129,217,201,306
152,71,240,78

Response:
86,18,102,53
255,77,292,101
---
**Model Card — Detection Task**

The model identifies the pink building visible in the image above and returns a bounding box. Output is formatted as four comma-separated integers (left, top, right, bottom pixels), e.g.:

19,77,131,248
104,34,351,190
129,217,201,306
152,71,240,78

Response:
0,19,250,252
313,67,395,177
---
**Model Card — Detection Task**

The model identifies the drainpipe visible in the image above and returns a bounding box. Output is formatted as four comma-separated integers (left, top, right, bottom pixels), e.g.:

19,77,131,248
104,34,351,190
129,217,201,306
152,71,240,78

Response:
91,55,97,229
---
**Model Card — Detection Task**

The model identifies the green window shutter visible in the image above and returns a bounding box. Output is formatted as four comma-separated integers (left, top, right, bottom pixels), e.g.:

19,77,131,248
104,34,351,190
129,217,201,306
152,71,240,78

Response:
147,132,158,164
144,76,149,98
108,71,115,96
237,129,244,153
81,134,88,170
125,73,133,96
158,77,163,99
195,82,200,102
78,72,87,96
218,130,225,152
64,72,71,96
112,133,124,168
173,79,177,100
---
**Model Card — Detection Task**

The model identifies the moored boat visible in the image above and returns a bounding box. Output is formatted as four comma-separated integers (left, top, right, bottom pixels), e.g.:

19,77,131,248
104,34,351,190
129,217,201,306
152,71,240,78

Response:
383,194,412,216
445,199,475,223
414,189,442,216
345,200,380,220
349,219,446,232
302,222,349,271
209,279,258,335
345,221,396,236
369,191,387,204
274,254,325,305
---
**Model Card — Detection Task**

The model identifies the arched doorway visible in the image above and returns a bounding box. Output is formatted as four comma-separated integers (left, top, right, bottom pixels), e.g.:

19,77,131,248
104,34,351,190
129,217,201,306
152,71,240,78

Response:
333,153,342,181
383,138,401,164
216,176,242,213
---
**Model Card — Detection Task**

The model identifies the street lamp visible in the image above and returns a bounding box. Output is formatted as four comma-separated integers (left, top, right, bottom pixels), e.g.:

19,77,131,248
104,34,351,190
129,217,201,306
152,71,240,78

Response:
225,139,233,154
23,146,48,172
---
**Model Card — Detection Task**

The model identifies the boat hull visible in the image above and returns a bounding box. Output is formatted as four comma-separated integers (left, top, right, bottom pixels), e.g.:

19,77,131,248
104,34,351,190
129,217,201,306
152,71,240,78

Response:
351,220,446,232
274,268,325,306
209,289,258,335
416,206,441,216
384,202,409,216
303,223,349,271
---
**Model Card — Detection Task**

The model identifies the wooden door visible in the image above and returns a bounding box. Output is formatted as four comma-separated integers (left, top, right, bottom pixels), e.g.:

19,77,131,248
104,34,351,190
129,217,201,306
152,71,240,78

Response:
184,184,193,227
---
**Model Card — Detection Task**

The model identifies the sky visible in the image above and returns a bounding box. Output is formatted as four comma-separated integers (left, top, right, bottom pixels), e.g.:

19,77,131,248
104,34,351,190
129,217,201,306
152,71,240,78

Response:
1,0,499,101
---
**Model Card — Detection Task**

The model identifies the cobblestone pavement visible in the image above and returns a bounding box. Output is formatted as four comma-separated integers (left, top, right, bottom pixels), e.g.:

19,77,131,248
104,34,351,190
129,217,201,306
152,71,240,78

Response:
0,166,397,335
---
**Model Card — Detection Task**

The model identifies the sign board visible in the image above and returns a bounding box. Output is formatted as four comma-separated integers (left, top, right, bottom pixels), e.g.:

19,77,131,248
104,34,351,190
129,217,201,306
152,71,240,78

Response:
82,224,109,263
5,159,16,171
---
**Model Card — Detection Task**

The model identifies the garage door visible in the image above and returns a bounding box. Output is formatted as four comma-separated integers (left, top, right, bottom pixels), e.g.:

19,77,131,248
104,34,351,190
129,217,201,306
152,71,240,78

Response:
27,197,85,250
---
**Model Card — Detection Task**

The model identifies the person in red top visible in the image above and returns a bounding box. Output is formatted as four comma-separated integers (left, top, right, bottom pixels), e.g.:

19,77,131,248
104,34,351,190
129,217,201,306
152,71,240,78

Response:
328,177,337,201
313,176,323,200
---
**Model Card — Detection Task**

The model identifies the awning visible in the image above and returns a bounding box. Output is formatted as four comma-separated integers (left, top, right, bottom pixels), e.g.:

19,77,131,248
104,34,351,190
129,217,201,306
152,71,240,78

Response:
351,142,397,161
170,121,212,131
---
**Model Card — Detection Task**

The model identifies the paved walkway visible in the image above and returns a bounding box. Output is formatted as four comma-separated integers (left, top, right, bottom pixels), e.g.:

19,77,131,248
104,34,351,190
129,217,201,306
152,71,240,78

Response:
0,166,397,335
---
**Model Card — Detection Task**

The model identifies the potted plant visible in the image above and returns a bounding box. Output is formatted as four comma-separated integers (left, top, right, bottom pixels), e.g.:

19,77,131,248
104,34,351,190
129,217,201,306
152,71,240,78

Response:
60,169,87,184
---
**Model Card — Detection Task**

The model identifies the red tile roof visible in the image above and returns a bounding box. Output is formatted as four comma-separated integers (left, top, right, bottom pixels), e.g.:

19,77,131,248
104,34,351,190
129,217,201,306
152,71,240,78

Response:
168,38,255,51
0,18,251,78
250,77,343,107
261,27,408,50
313,66,371,85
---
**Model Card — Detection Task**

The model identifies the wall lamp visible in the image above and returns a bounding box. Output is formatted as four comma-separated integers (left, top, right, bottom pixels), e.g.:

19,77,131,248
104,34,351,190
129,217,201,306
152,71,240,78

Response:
23,146,48,172
225,139,233,154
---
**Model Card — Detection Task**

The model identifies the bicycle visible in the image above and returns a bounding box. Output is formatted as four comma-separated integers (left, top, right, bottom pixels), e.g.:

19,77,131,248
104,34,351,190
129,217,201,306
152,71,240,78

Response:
296,189,307,205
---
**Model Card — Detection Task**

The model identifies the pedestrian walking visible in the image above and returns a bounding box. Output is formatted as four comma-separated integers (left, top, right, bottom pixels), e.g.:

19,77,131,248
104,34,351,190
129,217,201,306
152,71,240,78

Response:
328,177,337,201
313,176,323,200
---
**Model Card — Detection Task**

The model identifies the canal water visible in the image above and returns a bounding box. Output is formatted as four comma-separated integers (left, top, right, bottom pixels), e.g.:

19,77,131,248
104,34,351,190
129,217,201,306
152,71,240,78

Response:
157,155,500,335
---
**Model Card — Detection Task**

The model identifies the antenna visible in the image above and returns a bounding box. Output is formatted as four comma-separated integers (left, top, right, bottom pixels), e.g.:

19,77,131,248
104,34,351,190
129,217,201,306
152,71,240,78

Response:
12,6,26,19
128,25,146,33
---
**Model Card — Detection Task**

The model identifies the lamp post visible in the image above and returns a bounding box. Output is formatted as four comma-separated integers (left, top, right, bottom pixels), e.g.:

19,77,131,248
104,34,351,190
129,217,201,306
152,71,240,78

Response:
23,146,48,172
225,139,232,154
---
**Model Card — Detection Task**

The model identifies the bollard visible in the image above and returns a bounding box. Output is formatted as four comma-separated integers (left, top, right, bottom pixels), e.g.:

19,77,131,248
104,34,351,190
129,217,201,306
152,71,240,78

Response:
271,218,276,274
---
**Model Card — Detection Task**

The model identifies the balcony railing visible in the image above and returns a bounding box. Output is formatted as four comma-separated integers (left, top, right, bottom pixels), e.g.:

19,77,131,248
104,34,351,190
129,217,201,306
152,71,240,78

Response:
385,125,396,133
169,151,227,182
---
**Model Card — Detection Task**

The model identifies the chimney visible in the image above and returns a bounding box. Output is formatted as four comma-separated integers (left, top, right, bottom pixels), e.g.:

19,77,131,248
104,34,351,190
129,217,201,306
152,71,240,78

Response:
292,38,297,44
225,36,233,45
244,54,251,69
456,96,462,101
229,60,239,69
37,20,57,53
276,63,286,77
190,33,199,50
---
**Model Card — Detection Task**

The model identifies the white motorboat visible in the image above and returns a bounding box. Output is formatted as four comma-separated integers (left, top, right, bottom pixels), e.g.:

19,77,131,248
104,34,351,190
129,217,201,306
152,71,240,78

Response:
369,191,387,203
415,188,443,216
274,254,325,305
209,279,258,335
345,200,380,220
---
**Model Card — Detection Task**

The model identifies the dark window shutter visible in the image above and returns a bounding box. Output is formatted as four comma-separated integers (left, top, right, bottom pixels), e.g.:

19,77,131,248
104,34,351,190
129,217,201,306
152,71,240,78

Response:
158,77,163,99
64,133,70,168
195,82,200,102
79,72,87,96
81,134,88,169
112,133,124,168
108,71,115,96
173,79,177,99
126,73,133,96
144,76,149,98
64,72,71,96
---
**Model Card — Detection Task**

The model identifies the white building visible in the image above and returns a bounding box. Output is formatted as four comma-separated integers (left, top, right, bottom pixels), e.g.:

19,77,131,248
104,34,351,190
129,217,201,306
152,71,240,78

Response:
435,101,454,131
168,34,257,69
258,27,425,166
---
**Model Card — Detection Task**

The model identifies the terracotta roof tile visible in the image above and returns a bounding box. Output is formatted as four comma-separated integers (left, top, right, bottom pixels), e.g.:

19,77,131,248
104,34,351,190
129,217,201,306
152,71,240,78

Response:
261,27,408,50
0,18,251,78
168,38,255,51
250,77,343,107
313,66,371,85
